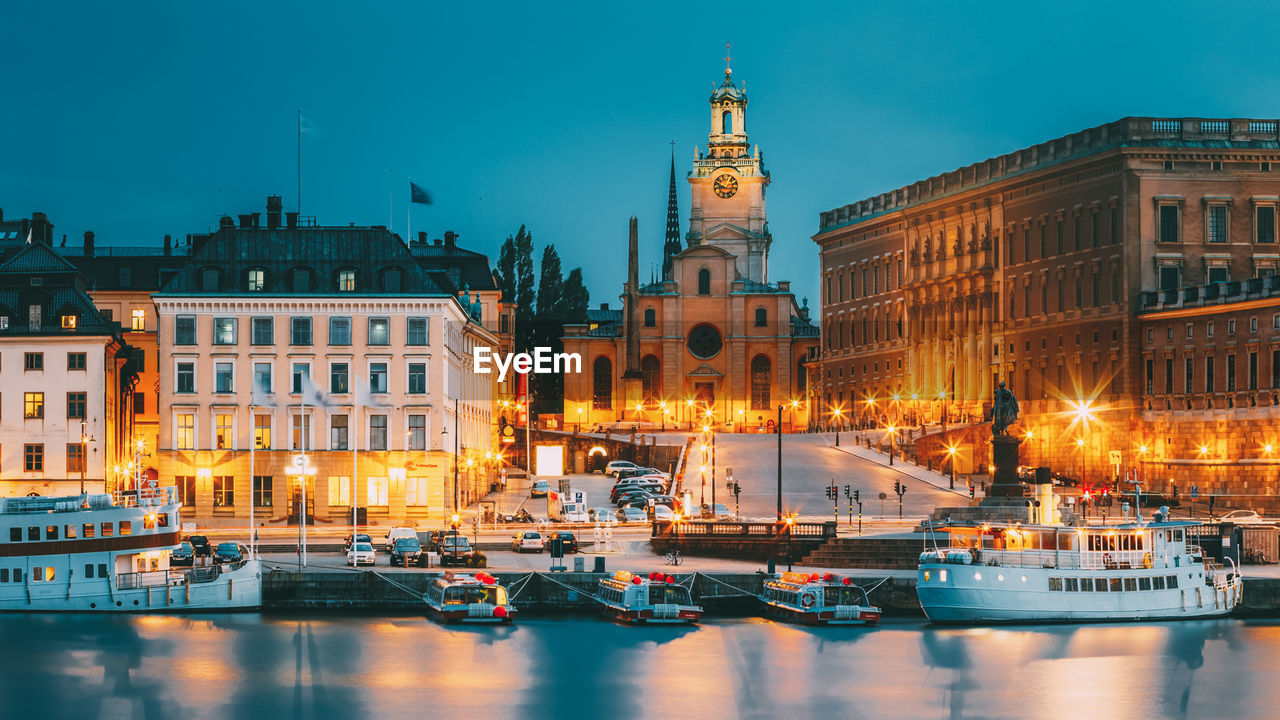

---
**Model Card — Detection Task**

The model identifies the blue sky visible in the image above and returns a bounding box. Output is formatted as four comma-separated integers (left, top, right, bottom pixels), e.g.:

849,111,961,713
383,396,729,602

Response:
5,1,1280,305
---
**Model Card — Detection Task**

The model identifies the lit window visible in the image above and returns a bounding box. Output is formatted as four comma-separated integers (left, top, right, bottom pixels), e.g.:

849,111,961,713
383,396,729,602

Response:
131,309,146,331
60,315,77,329
338,269,357,292
215,414,233,449
176,414,195,450
24,392,44,419
247,268,265,292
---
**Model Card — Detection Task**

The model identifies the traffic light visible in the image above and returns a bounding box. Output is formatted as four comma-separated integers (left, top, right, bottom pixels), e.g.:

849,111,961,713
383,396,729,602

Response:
825,486,832,499
733,482,741,496
844,484,851,498
893,481,900,495
853,490,860,503
969,485,975,498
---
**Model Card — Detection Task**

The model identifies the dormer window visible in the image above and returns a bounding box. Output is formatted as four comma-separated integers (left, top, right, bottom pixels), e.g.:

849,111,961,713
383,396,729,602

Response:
247,268,265,292
338,269,357,292
200,267,221,292
292,267,313,292
118,266,133,288
380,267,402,293
28,305,41,331
60,314,77,330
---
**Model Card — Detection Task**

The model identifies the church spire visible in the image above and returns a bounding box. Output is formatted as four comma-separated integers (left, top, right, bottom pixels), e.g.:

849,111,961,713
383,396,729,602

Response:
662,145,682,278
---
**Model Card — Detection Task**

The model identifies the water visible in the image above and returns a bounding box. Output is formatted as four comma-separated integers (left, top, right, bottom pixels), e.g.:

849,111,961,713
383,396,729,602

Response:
1,613,1274,720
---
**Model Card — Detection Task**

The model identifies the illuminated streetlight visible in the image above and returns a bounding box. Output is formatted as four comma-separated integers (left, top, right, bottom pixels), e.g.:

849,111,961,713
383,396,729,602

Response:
946,445,958,489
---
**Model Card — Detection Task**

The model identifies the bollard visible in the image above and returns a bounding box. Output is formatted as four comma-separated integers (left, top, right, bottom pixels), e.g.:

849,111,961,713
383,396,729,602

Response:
593,556,606,573
767,558,776,574
574,556,585,572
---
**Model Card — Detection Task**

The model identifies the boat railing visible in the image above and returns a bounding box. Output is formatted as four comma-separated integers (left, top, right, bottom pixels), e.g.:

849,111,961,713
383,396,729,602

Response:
973,549,1081,569
115,561,242,590
1080,549,1150,570
112,486,178,509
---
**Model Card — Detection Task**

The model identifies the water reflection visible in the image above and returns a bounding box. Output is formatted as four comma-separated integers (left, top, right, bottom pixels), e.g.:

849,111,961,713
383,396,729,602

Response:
2,614,1279,719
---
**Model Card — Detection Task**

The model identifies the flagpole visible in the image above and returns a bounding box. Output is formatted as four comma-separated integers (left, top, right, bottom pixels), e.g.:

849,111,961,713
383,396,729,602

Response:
297,110,302,217
353,404,359,544
388,169,393,236
407,176,412,245
249,401,255,557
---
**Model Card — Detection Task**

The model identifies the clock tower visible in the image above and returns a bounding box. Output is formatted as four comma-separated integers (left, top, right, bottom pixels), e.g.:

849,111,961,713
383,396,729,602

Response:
687,59,772,283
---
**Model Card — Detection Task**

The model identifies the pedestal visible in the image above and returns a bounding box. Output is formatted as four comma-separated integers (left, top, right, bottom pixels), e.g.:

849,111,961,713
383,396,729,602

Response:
988,435,1024,498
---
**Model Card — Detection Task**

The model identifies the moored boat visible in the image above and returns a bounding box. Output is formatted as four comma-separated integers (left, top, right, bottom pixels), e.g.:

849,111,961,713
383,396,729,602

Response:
596,571,702,625
760,571,881,625
916,517,1243,624
0,487,260,612
423,571,515,624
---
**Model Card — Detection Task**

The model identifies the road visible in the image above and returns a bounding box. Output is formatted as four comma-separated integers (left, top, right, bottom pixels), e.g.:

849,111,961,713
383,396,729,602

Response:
701,433,959,521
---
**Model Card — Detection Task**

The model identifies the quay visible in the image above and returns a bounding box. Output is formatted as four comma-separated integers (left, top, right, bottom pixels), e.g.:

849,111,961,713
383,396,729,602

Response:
259,565,1280,618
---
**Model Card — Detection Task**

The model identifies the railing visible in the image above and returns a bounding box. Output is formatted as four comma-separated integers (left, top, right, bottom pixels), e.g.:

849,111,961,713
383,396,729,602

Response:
1152,120,1182,133
114,561,242,591
113,486,178,508
652,520,837,539
969,549,1080,569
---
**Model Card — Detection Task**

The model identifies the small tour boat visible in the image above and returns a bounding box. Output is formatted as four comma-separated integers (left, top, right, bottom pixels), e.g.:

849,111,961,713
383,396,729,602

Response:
760,572,882,625
423,571,515,624
596,571,702,625
916,517,1244,624
0,487,260,612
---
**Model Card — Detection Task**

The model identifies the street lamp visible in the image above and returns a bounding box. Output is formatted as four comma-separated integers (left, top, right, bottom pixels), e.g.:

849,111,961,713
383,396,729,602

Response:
658,400,667,431
938,389,947,430
832,406,844,447
946,444,958,489
884,425,897,465
1076,437,1086,489
576,407,583,433
784,514,796,572
450,513,461,565
285,453,317,567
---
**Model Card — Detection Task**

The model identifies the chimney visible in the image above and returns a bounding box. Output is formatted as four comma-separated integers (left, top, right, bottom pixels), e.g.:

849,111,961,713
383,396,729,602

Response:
237,214,253,228
434,238,442,246
83,230,95,257
219,216,234,230
250,212,261,228
286,212,299,229
266,196,283,229
444,231,458,248
31,212,52,245
600,302,609,310
417,231,427,246
0,208,4,221
163,234,172,256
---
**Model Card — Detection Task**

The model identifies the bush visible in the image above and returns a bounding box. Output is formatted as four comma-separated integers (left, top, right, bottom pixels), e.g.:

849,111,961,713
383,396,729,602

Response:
469,552,488,568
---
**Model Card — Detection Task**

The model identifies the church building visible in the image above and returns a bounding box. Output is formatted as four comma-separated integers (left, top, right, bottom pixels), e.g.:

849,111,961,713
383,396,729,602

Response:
562,63,818,431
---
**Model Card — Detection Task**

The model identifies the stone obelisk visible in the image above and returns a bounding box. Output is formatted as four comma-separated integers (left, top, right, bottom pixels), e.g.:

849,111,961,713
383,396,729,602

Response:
621,216,645,420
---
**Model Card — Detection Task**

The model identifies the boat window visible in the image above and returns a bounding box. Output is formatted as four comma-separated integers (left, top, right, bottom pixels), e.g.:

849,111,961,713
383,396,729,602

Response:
85,564,94,578
922,571,930,583
119,521,132,536
1166,575,1178,589
83,524,95,539
1109,578,1123,592
1065,578,1079,591
1048,577,1063,591
143,515,156,530
1093,578,1108,592
45,525,57,540
27,527,38,541
8,528,19,542
65,525,76,539
649,585,691,605
158,513,170,528
1057,533,1075,551
495,587,507,605
1154,576,1166,590
45,567,54,582
1139,577,1151,591
12,569,22,583
1172,530,1183,543
31,567,41,582
0,569,7,582
101,522,114,537
1123,578,1137,592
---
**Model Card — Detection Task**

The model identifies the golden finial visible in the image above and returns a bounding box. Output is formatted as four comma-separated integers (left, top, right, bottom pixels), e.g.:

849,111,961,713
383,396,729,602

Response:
724,43,732,75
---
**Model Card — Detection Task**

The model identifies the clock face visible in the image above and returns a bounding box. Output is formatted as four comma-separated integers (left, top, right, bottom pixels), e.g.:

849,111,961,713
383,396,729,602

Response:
713,174,738,199
686,324,723,360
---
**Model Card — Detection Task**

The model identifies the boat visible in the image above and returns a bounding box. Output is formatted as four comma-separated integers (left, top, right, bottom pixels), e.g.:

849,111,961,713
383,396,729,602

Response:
760,571,881,625
916,516,1243,624
423,571,515,624
0,487,261,611
596,570,702,625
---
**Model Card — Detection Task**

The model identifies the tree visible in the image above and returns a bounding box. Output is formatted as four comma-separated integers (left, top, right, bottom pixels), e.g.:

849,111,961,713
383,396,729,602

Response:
496,235,516,302
536,245,563,317
514,226,535,352
531,245,566,412
559,268,590,322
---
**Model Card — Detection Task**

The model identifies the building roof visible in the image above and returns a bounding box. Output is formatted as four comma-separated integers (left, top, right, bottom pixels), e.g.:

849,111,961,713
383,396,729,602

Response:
0,243,120,338
407,234,499,293
818,117,1280,235
156,223,454,297
61,246,191,292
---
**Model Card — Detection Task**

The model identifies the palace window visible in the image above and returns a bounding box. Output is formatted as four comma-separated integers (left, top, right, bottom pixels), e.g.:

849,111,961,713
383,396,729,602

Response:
1159,204,1181,243
1207,204,1229,243
175,316,196,345
369,363,388,393
368,317,390,346
66,444,84,474
641,355,660,403
750,355,771,410
247,268,265,291
644,308,656,327
253,362,272,394
213,476,234,507
254,476,273,507
754,308,767,327
67,352,85,370
254,413,271,450
1257,205,1277,244
131,308,146,331
215,362,234,393
66,392,86,419
369,415,387,451
291,317,312,346
328,316,351,346
330,362,349,394
407,415,426,450
24,444,42,471
327,476,351,507
593,357,612,409
407,317,428,345
697,269,711,295
722,110,732,134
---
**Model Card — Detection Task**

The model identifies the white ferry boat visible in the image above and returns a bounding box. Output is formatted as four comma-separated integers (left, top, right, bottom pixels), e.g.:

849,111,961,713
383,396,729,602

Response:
0,487,261,612
423,571,515,624
916,519,1242,624
760,572,882,625
596,571,702,625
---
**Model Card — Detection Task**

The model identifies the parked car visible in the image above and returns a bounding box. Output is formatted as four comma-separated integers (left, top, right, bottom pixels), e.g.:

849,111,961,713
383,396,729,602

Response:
512,531,544,552
186,535,212,559
1221,509,1265,524
438,536,474,566
344,533,372,552
347,541,376,567
616,506,648,522
615,492,655,508
390,537,423,567
588,507,615,523
423,529,449,553
612,478,664,493
650,505,677,522
701,503,733,520
170,541,194,567
646,495,678,509
213,542,243,564
530,480,551,497
1117,493,1181,509
543,531,579,554
616,467,663,481
605,460,639,477
611,483,661,502
384,526,418,552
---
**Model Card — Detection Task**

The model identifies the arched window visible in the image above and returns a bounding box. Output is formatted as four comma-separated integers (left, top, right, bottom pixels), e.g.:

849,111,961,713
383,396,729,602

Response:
641,355,661,403
697,268,711,295
246,268,266,292
592,357,612,410
754,308,767,327
797,362,808,393
750,355,771,410
722,110,732,134
644,308,656,327
337,268,358,292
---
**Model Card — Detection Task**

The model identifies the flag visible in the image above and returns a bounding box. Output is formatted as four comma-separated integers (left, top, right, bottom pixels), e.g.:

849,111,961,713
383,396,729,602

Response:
300,372,334,410
24,228,31,245
353,373,391,410
410,181,432,205
298,113,313,134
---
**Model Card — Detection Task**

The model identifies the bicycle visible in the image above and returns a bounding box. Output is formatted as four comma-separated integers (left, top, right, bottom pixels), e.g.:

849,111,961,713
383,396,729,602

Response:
664,549,682,566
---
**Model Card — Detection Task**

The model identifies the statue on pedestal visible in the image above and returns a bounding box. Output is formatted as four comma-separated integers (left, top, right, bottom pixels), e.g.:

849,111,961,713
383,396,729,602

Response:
992,382,1019,436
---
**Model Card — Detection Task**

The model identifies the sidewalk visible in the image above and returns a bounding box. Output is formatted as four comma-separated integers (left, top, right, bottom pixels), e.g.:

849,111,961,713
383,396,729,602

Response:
822,432,976,500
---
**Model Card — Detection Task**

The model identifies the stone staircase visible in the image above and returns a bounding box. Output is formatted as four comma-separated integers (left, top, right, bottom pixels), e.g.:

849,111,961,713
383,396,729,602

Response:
800,535,928,570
